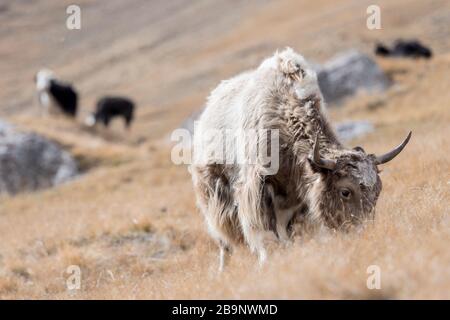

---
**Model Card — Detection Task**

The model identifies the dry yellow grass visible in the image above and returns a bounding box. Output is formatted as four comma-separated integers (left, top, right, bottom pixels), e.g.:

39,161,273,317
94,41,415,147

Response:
0,0,449,299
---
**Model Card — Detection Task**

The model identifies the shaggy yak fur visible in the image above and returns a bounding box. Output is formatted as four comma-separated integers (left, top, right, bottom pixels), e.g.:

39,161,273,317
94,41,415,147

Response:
190,48,411,270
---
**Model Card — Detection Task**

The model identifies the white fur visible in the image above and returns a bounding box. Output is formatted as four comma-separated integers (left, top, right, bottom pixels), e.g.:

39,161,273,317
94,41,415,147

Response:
35,69,53,91
191,48,327,268
84,114,96,127
35,69,57,115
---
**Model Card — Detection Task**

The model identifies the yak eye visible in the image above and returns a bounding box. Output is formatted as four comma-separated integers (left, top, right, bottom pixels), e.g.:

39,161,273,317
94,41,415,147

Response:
339,188,352,200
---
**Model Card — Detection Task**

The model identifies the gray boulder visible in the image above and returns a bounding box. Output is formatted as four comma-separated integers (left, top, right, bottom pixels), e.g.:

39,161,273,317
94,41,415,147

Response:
335,120,374,142
317,50,391,104
0,120,78,195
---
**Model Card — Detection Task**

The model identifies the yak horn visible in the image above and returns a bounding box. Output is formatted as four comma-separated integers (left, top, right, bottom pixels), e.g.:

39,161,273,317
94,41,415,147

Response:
375,131,412,165
312,134,337,170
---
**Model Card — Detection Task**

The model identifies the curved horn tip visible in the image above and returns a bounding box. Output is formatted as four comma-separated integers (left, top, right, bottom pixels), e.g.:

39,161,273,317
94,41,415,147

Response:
375,131,412,165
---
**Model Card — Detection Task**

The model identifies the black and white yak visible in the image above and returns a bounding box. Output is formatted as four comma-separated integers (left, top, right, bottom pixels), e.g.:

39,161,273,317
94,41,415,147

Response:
85,96,135,129
375,40,432,59
35,69,78,117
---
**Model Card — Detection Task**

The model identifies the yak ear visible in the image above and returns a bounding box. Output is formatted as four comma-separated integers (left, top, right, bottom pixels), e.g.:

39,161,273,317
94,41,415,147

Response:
307,156,334,174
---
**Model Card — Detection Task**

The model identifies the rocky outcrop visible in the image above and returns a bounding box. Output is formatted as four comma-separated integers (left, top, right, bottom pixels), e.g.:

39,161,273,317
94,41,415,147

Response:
0,120,78,195
335,120,374,142
317,50,391,104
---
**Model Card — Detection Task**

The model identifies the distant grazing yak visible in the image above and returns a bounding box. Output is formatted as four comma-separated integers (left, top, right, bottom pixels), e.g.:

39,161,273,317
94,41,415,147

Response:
375,40,432,59
85,96,135,129
35,69,78,117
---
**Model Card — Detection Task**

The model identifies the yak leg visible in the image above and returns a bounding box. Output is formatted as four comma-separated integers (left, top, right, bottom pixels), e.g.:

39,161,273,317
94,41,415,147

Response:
266,184,297,243
191,165,237,272
274,207,296,243
237,169,269,265
203,189,236,272
218,240,233,272
39,91,51,116
240,217,267,265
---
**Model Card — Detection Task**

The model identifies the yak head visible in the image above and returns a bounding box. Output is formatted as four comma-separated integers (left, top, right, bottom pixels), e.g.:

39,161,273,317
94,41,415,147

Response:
34,69,54,91
308,132,411,229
